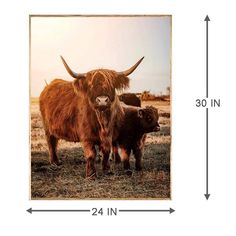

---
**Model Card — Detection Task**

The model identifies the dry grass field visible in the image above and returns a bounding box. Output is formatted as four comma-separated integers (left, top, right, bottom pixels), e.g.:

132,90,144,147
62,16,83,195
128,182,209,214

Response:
30,97,171,199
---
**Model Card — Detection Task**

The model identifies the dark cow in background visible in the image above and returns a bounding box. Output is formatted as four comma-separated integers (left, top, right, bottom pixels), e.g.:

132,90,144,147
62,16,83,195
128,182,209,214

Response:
113,105,160,171
119,93,141,107
39,56,144,178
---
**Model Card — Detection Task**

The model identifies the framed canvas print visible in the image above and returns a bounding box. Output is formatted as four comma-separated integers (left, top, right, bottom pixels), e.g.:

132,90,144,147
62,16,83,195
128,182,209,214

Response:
30,15,171,199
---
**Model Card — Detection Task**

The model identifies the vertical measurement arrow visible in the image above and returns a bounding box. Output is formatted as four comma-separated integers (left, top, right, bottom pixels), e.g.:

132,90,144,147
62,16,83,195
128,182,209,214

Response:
204,15,210,200
205,15,210,98
205,108,210,200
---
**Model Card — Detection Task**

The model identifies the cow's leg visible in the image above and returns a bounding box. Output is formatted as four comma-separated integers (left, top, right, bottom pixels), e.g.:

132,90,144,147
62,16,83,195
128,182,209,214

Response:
46,133,59,165
133,147,143,171
112,143,121,164
95,146,102,163
120,147,131,171
83,142,97,179
99,134,112,174
101,147,112,175
133,136,145,171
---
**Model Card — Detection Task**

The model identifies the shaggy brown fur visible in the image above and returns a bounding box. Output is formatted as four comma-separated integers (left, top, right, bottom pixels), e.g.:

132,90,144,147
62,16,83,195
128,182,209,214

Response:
40,71,129,177
112,105,160,171
119,93,141,107
39,57,144,179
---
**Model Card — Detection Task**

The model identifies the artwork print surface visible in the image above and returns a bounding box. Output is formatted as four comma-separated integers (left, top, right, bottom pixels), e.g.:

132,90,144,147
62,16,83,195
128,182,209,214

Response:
30,15,171,199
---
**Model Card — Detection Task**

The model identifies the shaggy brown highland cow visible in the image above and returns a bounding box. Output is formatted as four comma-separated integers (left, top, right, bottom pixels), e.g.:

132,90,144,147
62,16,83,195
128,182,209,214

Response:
39,56,144,178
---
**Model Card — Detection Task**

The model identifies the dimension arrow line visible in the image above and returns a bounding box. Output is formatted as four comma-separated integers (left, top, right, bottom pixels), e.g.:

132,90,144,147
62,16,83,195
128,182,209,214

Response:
205,15,210,98
27,208,90,214
204,15,211,200
204,108,210,200
119,208,175,214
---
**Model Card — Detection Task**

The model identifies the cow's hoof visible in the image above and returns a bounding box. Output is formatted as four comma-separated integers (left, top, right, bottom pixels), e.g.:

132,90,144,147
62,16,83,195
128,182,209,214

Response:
57,161,62,166
125,169,133,176
103,170,114,176
135,166,142,171
50,160,62,166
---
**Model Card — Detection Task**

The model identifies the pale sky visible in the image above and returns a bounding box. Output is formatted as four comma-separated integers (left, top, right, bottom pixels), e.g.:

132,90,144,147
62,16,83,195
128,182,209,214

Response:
30,16,171,97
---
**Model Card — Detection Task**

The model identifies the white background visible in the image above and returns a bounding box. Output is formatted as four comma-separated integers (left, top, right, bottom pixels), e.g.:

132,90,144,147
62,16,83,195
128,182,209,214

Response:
0,0,236,235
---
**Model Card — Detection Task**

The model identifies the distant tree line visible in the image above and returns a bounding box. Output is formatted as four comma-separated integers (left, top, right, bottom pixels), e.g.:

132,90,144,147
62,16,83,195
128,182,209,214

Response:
137,87,170,101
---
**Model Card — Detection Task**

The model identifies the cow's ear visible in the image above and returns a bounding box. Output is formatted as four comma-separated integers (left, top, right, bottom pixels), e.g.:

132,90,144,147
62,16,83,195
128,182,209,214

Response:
138,109,144,118
113,74,130,90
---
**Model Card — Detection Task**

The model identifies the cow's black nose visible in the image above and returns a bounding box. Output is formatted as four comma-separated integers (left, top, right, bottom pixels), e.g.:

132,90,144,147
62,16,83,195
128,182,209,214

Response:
153,126,160,132
154,122,160,132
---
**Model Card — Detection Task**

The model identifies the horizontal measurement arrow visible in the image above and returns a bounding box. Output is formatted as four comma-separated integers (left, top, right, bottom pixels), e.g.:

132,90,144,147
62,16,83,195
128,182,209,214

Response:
27,208,90,214
119,208,175,214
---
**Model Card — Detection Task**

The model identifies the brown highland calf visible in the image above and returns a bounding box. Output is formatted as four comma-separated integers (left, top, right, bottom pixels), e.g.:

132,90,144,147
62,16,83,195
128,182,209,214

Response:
39,56,144,178
113,105,160,171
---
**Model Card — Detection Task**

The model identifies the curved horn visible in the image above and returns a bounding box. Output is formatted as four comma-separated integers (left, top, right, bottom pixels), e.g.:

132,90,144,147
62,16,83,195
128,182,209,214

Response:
118,57,144,76
60,56,86,79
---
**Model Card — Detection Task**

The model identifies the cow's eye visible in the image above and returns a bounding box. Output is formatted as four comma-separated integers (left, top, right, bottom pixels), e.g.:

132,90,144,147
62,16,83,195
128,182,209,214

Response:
147,116,152,122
